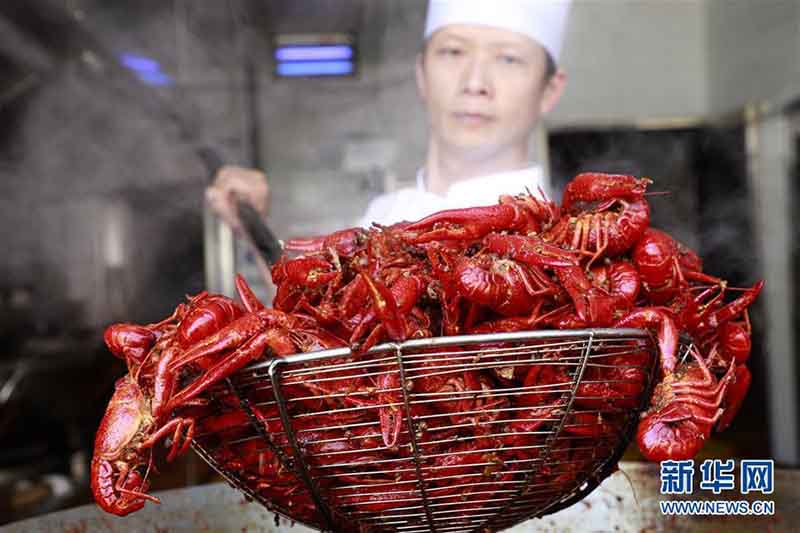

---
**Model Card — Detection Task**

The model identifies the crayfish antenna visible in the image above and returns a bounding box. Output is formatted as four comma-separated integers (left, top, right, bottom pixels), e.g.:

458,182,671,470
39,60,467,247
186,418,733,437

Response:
118,487,161,504
615,466,641,510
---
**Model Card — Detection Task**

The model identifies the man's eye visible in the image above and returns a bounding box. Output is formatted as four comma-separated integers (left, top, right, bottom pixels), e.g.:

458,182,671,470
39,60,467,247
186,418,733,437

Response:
499,54,522,65
438,47,463,57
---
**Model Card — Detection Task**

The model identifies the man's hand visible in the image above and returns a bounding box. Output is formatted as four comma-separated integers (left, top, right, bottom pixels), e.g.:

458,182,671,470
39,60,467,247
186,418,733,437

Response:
205,165,270,234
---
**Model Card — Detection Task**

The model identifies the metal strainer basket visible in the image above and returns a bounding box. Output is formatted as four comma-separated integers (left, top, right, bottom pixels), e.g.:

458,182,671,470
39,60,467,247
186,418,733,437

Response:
191,328,659,532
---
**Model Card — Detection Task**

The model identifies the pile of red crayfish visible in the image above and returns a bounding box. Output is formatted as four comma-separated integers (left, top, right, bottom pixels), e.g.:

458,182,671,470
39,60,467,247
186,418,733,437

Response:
92,172,763,525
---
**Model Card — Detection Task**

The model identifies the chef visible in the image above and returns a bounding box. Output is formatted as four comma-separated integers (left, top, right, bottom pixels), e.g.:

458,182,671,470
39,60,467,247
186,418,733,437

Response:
207,0,571,255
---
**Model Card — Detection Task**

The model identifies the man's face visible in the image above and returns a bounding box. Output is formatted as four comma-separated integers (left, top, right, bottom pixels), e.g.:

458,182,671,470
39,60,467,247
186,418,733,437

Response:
417,24,564,158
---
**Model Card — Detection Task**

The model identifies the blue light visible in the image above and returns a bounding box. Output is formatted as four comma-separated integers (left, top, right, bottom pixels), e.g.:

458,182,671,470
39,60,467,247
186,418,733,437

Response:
274,45,353,62
119,53,161,73
118,52,173,86
276,60,354,77
135,71,173,86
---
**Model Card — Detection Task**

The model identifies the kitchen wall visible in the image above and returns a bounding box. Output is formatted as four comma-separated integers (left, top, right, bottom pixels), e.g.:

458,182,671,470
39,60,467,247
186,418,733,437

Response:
553,0,708,125
706,0,800,465
257,0,428,241
707,0,800,116
0,1,214,328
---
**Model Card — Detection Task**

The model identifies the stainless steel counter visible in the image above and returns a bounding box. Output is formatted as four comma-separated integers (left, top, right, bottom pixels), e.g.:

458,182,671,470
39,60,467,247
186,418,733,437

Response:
2,462,796,532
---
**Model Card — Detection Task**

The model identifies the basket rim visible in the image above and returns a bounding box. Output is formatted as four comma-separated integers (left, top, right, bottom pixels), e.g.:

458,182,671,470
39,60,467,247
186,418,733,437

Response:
243,327,653,371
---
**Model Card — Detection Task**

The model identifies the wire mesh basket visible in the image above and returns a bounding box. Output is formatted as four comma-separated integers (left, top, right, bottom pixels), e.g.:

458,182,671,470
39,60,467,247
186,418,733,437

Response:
191,328,659,532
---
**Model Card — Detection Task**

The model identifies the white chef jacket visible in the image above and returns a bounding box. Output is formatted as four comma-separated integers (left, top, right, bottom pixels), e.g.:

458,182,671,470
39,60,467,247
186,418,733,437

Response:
356,165,548,228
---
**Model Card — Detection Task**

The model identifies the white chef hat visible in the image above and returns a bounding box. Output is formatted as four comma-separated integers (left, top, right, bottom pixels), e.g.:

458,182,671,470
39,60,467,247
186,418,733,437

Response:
423,0,572,61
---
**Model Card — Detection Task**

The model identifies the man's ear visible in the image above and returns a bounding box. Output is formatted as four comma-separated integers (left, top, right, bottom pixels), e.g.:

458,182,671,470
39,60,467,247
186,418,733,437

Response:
415,52,427,103
540,68,566,115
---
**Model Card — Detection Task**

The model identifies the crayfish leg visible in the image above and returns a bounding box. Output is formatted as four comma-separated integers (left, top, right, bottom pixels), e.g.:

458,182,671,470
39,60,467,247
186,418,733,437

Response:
166,329,278,410
235,273,265,312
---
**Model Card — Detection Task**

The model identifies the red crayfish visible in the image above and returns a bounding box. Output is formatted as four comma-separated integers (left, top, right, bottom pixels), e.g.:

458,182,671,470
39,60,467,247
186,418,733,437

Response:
92,171,764,525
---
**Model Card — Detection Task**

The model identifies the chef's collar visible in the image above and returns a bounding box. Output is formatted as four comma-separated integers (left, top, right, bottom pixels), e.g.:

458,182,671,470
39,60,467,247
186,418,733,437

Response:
415,165,544,198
